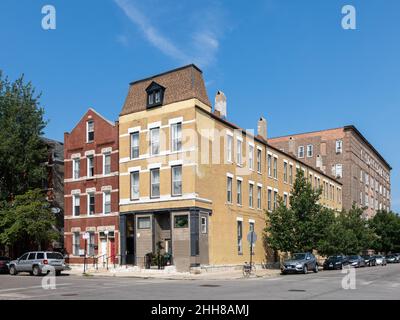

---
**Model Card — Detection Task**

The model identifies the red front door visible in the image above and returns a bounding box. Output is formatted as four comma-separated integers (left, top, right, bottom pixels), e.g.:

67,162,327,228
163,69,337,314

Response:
110,239,115,263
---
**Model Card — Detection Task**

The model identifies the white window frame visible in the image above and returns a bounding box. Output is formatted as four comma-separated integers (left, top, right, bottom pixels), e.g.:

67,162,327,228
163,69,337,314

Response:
150,127,160,156
73,158,80,180
87,120,94,143
130,171,140,200
248,145,254,170
249,183,254,208
103,191,111,214
283,161,288,183
298,146,305,158
171,122,182,152
130,131,140,159
237,179,242,205
103,153,111,175
307,145,313,157
171,165,182,196
336,140,343,154
227,176,233,203
150,168,160,198
257,186,262,209
335,164,343,178
257,148,262,173
273,156,278,179
87,193,95,216
236,139,242,166
73,194,80,216
237,220,243,254
87,155,94,178
267,154,272,177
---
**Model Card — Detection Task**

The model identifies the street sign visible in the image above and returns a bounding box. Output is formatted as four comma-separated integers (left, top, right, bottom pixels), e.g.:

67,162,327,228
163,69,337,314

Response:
247,231,257,244
82,232,90,240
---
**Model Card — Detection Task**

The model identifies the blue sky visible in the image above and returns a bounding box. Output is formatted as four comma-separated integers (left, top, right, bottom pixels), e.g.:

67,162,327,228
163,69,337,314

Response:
0,0,399,211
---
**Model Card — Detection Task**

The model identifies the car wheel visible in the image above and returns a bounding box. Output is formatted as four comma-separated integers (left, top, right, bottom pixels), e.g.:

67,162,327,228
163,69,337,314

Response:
9,265,18,276
313,263,318,273
56,271,61,276
303,265,308,274
32,265,42,276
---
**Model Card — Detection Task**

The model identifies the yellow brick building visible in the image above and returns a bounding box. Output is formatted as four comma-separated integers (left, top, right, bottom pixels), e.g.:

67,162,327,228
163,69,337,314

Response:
118,65,342,271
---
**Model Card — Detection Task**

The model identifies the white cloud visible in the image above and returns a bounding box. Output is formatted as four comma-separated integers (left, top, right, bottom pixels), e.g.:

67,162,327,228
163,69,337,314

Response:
114,0,224,67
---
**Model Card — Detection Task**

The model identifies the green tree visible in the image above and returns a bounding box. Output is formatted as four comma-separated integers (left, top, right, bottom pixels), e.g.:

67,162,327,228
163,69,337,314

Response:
318,205,376,255
0,71,47,201
265,169,335,254
264,199,297,253
369,210,400,253
0,189,57,250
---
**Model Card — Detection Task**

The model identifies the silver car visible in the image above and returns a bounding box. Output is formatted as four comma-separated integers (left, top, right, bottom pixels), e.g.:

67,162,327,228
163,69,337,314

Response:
8,251,69,276
374,255,387,266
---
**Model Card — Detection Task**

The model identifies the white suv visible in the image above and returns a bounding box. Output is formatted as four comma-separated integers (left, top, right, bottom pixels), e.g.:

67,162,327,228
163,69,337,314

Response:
9,251,69,276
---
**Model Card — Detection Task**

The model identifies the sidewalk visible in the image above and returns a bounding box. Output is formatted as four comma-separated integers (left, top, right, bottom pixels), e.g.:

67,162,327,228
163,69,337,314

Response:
65,265,281,281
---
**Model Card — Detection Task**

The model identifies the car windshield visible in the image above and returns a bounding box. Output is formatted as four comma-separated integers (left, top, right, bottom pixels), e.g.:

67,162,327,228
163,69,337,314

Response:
328,256,342,260
46,252,63,259
375,255,382,258
349,255,358,259
292,254,306,260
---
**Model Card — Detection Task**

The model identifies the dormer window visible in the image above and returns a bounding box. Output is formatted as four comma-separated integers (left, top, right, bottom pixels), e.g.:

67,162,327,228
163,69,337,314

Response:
146,81,165,108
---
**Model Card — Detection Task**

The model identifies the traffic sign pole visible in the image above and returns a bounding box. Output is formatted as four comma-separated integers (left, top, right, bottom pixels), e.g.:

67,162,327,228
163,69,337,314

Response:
249,231,253,268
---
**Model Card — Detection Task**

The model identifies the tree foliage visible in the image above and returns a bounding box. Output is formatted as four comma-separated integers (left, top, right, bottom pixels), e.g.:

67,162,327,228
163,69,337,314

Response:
369,210,400,253
264,170,394,258
0,71,47,201
265,170,333,253
318,205,376,256
0,189,57,250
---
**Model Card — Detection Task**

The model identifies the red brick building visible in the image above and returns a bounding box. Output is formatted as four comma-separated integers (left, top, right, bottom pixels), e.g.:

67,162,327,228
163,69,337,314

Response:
64,109,119,264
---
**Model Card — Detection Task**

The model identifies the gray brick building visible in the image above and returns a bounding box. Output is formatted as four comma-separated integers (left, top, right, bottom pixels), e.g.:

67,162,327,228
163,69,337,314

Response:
269,126,391,218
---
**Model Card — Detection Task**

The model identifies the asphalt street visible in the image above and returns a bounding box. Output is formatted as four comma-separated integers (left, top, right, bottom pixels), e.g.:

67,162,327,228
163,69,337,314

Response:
0,264,399,300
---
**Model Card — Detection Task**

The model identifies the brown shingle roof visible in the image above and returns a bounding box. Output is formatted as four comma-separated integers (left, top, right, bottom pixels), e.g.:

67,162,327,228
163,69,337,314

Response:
120,64,211,116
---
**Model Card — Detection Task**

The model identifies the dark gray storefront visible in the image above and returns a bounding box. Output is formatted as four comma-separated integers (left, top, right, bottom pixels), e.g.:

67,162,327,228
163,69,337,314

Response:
120,207,211,271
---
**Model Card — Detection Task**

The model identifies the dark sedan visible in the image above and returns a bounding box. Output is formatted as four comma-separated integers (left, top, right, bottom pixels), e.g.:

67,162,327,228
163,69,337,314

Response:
348,255,366,268
323,255,349,270
0,256,10,273
386,254,398,264
362,255,376,266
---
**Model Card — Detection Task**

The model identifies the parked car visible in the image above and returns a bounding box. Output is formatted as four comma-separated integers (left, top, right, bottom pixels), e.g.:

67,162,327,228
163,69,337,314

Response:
374,255,387,266
348,255,366,268
386,254,398,264
281,252,319,274
362,255,376,267
323,255,349,270
0,256,10,273
394,254,400,263
8,251,69,276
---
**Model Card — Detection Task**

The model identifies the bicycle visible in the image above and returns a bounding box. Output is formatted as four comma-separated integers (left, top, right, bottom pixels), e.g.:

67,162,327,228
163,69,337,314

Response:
242,261,255,278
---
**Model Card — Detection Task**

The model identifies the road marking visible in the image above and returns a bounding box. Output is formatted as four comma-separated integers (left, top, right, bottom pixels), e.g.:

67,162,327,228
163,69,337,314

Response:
0,283,72,293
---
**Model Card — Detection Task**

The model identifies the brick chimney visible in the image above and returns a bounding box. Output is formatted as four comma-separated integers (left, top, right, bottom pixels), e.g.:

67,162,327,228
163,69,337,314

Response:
257,117,267,140
214,91,227,118
288,137,295,155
